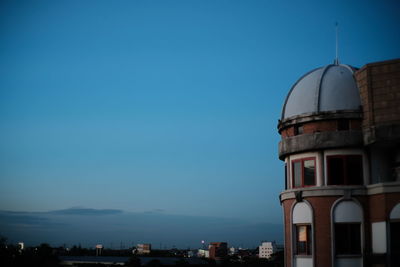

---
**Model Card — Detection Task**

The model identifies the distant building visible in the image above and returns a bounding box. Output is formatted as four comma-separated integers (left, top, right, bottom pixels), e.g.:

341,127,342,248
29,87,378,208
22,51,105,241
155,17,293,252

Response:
95,244,103,256
258,241,277,259
136,243,151,254
187,250,195,258
208,242,228,260
277,58,400,267
197,249,209,258
236,248,253,259
17,242,24,251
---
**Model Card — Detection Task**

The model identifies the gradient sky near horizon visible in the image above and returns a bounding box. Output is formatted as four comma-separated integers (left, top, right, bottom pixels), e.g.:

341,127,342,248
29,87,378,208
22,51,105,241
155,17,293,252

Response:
1,0,399,224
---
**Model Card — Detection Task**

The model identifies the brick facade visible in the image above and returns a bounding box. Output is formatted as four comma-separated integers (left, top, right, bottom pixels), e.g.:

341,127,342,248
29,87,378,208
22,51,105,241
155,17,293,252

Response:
307,197,336,267
209,242,228,260
279,59,400,267
282,193,399,267
281,119,362,138
368,193,400,222
355,59,400,129
283,199,294,267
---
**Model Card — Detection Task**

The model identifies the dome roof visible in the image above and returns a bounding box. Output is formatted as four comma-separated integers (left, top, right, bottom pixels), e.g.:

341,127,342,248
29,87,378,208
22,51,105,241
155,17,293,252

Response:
281,64,361,120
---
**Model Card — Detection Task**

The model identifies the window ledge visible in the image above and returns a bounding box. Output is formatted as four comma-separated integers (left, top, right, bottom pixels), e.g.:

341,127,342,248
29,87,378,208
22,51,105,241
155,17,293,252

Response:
294,255,312,258
335,254,362,258
286,185,366,192
280,186,369,201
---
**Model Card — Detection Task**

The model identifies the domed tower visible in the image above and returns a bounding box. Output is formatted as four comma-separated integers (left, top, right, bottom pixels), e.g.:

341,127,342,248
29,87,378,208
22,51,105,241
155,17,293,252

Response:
277,59,400,267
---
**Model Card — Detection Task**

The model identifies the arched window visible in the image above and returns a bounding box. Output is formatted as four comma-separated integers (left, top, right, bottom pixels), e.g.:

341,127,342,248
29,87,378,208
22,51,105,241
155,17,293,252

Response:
292,202,313,256
332,200,363,261
390,203,400,220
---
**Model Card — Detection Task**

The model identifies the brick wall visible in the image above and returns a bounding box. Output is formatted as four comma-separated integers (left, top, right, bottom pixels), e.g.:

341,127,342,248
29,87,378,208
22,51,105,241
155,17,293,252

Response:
280,119,361,138
282,193,399,267
368,193,400,222
355,59,400,129
282,199,294,267
307,196,337,267
282,196,338,267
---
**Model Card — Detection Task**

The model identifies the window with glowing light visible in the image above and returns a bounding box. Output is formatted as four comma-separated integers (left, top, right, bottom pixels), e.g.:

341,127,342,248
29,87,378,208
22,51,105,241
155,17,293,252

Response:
295,224,312,255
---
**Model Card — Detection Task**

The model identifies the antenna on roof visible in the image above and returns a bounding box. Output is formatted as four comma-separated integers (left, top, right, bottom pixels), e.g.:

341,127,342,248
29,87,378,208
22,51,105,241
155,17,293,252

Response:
334,22,339,65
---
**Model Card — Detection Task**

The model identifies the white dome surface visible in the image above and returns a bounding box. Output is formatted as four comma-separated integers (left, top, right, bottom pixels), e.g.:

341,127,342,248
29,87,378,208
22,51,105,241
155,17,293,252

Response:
282,64,361,120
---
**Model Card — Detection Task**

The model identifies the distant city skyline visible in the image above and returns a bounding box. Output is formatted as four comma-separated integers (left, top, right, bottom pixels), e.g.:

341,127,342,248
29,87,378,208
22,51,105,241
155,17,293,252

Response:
0,207,283,248
1,0,399,245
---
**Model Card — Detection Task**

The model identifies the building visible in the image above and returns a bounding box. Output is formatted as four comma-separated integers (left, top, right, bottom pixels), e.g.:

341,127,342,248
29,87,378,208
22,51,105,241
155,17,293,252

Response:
208,242,228,261
136,243,151,254
17,242,24,251
277,58,400,267
197,248,209,258
236,248,253,259
259,241,277,259
95,244,103,256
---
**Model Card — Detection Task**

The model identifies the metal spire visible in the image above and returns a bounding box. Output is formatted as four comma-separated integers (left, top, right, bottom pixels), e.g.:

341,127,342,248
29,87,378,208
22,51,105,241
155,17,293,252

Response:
334,22,339,65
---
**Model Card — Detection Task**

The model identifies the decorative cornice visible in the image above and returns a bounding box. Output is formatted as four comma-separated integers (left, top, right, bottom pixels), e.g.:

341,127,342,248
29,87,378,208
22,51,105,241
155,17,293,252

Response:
279,182,400,202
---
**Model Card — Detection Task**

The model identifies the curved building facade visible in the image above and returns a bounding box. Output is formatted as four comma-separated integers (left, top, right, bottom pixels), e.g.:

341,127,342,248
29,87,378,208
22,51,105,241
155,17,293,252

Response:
277,59,400,267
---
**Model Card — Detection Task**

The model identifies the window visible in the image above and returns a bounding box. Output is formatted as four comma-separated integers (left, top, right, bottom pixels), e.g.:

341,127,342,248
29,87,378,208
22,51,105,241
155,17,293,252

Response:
390,222,400,265
285,163,288,190
337,119,350,131
296,224,312,255
327,155,363,185
335,223,361,255
294,125,304,135
292,158,316,188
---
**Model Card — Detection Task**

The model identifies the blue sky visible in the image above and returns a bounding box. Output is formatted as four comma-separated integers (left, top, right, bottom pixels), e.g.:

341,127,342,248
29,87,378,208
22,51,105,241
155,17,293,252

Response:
1,0,399,226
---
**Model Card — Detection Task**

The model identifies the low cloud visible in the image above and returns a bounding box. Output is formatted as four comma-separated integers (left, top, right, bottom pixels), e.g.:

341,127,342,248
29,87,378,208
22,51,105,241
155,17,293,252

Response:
48,208,123,216
0,211,50,226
